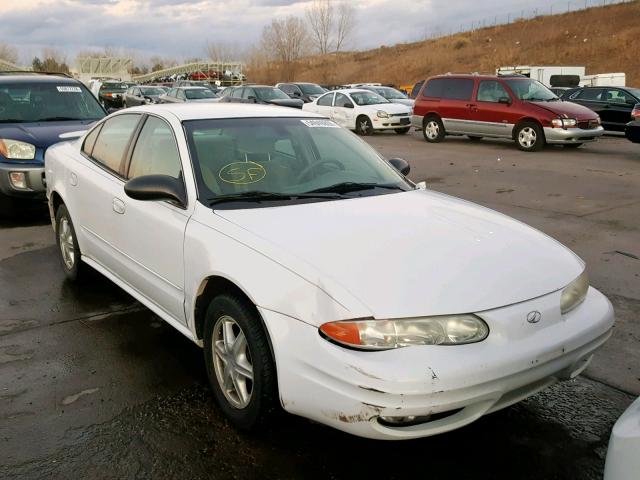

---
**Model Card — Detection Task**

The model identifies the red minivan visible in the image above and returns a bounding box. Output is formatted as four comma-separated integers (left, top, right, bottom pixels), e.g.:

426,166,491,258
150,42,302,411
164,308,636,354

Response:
411,74,604,151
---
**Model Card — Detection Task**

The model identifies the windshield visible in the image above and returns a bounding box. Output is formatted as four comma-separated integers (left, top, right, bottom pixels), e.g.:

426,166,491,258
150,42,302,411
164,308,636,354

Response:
100,82,129,92
377,87,407,100
0,82,105,123
184,117,411,208
255,88,290,101
299,84,326,95
505,79,558,101
185,89,217,99
140,87,165,96
350,91,389,106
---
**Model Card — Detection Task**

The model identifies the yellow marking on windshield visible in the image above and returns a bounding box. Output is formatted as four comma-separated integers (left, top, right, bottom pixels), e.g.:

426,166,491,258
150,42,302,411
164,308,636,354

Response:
219,161,266,184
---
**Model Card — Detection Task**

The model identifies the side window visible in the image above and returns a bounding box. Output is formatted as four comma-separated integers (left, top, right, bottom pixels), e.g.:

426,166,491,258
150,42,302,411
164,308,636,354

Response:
421,78,444,98
441,79,475,101
91,114,140,174
82,124,102,156
280,84,293,94
242,88,254,99
477,81,509,103
317,93,334,106
334,93,352,107
177,90,186,100
128,116,182,180
604,89,633,104
232,88,244,99
168,88,177,97
576,88,603,101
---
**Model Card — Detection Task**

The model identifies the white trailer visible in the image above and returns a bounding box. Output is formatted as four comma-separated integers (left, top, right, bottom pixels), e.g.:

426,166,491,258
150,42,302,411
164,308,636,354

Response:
496,65,585,87
580,73,626,87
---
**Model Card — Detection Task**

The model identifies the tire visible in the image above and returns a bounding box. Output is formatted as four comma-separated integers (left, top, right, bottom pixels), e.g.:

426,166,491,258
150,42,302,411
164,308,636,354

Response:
467,135,483,141
395,127,411,135
515,121,545,152
355,116,373,136
563,143,583,149
423,116,445,143
55,204,86,281
203,294,277,430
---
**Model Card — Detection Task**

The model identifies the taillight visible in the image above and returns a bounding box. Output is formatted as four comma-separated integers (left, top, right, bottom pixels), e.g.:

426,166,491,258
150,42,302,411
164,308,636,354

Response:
631,103,640,120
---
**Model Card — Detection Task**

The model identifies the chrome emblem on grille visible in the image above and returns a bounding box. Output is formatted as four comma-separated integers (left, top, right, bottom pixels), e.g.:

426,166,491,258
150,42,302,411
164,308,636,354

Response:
527,311,542,324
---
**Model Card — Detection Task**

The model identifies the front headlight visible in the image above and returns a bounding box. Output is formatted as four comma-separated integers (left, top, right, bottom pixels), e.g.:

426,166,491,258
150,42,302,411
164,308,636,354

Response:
319,314,489,350
560,270,589,314
0,139,36,160
551,118,577,128
376,110,389,118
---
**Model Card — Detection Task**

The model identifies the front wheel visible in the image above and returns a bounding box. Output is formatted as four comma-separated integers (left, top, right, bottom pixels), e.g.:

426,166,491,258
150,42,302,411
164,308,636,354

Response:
55,204,86,281
395,127,411,135
203,294,277,430
515,122,545,152
355,116,373,136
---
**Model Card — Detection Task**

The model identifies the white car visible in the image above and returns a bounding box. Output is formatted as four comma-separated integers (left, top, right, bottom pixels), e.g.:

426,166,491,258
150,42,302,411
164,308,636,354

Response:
45,103,614,440
303,88,412,135
604,396,640,480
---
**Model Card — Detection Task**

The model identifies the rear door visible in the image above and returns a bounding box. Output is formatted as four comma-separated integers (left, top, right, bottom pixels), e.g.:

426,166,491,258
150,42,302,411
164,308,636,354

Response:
600,88,636,131
438,78,476,134
471,80,519,138
332,93,355,128
313,92,335,117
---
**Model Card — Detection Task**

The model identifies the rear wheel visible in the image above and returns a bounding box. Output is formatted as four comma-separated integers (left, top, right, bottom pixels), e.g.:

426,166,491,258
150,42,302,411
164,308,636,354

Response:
395,127,411,135
515,121,545,152
355,116,373,136
423,116,445,143
203,294,277,430
55,204,86,281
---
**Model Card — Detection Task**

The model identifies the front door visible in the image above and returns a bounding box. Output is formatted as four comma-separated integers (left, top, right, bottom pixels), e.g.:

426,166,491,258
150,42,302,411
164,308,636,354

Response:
471,80,519,138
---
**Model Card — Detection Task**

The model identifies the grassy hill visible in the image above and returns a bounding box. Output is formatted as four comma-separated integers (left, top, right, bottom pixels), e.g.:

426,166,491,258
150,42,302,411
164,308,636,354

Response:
249,1,640,88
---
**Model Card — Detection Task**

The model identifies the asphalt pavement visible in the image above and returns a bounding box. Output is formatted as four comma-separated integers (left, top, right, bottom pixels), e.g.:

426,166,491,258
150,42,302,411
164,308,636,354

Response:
0,132,638,479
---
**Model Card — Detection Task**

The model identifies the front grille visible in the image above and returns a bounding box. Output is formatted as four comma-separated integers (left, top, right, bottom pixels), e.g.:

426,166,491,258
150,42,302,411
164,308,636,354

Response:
578,120,599,130
391,113,409,117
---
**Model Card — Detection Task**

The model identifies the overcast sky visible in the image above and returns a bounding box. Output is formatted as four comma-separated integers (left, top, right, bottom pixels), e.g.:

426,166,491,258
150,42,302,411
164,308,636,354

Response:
0,0,608,66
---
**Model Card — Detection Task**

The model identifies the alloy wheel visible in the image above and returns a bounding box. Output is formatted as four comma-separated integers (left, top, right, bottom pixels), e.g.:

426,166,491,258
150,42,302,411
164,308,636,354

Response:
212,315,254,409
58,216,75,270
359,119,371,135
425,120,439,139
518,127,537,148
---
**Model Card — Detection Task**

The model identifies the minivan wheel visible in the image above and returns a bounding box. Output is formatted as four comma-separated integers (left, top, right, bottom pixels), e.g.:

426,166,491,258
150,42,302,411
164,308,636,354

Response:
356,116,373,136
515,122,545,152
423,116,445,142
55,204,85,281
203,294,277,430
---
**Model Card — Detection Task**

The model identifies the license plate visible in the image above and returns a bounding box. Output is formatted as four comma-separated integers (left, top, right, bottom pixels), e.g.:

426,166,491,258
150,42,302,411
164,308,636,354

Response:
400,117,410,125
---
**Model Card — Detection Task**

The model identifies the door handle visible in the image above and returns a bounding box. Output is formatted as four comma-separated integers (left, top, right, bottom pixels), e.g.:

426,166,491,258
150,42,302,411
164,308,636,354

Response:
468,103,478,112
69,172,78,186
112,198,126,215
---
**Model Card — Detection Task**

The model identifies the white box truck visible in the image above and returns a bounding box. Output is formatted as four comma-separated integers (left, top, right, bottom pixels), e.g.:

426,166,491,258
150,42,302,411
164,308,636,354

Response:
580,73,626,87
496,66,585,87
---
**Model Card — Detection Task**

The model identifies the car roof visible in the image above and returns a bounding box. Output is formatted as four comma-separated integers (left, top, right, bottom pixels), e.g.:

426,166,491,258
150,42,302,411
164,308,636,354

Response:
328,88,374,95
0,73,79,84
176,86,208,90
123,103,325,121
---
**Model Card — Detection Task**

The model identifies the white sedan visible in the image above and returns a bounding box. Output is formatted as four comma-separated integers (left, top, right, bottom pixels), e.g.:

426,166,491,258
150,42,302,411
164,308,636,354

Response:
45,103,614,440
303,88,412,135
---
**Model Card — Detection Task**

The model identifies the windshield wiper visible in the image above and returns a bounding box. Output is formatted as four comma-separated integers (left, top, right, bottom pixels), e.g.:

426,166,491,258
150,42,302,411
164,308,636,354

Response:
35,117,84,122
306,182,406,195
208,190,343,206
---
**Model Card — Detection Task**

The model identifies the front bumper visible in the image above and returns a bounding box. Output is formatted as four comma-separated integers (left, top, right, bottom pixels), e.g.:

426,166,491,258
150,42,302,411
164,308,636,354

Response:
261,286,614,440
0,161,46,199
372,116,412,130
543,125,604,144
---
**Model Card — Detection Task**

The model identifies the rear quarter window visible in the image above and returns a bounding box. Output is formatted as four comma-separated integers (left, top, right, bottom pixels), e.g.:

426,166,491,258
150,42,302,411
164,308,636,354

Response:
421,78,444,98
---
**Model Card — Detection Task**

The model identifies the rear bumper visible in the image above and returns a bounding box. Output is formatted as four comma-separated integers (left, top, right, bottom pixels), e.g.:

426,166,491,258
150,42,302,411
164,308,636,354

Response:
261,287,614,440
544,125,604,144
0,162,46,199
411,114,424,129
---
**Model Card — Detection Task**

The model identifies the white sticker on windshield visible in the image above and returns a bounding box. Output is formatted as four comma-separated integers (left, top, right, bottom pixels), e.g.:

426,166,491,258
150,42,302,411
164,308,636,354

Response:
56,86,82,93
300,119,340,128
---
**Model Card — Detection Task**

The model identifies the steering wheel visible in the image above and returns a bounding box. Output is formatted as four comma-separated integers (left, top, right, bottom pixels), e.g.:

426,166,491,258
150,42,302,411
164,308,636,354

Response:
295,159,344,184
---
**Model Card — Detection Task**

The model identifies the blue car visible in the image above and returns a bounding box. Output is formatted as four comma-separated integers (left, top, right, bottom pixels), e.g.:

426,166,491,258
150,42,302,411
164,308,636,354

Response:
0,72,105,214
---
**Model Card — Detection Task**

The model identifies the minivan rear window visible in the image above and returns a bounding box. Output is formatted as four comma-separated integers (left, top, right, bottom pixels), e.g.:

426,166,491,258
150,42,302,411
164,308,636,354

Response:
422,78,474,101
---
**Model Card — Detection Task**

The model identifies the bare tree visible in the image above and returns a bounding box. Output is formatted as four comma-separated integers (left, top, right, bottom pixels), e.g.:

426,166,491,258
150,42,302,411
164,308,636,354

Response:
306,0,333,54
335,1,355,52
261,16,309,80
206,41,242,63
0,43,19,65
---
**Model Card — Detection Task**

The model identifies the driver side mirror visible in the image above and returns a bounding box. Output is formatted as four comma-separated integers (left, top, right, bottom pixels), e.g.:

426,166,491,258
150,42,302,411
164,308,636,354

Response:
388,158,410,176
499,96,512,105
124,174,186,208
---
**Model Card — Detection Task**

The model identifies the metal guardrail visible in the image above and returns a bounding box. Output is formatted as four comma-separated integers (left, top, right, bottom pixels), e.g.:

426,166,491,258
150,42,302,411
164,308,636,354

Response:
133,61,244,83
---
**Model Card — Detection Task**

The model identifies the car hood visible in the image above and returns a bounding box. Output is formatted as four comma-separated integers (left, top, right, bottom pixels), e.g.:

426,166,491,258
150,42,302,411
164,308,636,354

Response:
389,98,415,107
528,100,597,120
360,103,412,115
267,98,304,108
215,190,584,320
0,120,97,150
